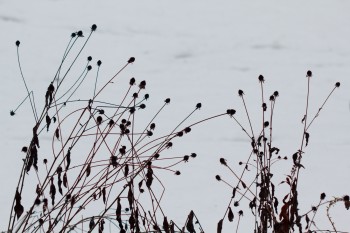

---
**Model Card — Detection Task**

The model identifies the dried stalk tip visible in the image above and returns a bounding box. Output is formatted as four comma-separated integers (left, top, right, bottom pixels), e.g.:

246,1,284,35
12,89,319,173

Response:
165,98,170,104
15,40,20,47
21,147,28,153
258,75,265,83
335,82,340,87
273,91,279,97
175,171,181,175
87,65,92,71
238,89,244,96
320,192,326,200
220,158,227,166
226,109,236,116
71,32,76,38
306,70,312,77
87,56,92,61
91,24,97,31
77,30,83,37
128,57,135,63
139,80,146,89
215,175,221,181
97,60,102,66
196,103,202,109
190,153,197,158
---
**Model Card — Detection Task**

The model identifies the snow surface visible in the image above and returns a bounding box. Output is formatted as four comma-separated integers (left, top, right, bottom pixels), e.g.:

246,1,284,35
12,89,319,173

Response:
1,0,350,232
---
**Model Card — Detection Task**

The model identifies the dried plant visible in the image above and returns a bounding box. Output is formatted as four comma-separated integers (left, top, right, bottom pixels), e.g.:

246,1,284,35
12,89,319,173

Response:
7,24,224,233
6,25,348,233
215,74,348,233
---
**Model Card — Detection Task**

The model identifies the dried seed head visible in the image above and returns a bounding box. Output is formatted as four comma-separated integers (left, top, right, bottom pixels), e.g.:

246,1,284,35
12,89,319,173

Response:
132,93,138,98
139,104,146,109
71,32,76,38
175,171,181,175
126,121,131,126
320,193,326,200
196,103,202,109
10,110,15,116
238,210,243,216
34,198,41,205
128,57,135,63
166,142,173,148
87,65,92,71
238,89,244,96
269,95,275,101
87,56,92,61
215,175,221,181
15,40,20,47
129,107,136,114
183,155,190,162
335,82,340,87
344,195,350,202
239,161,243,165
306,70,312,77
184,127,191,133
97,60,102,66
98,109,104,114
144,94,149,100
139,80,146,89
273,91,279,97
165,98,171,104
312,206,317,212
124,129,130,134
121,119,127,124
220,158,227,166
91,24,97,31
21,147,28,153
226,109,236,116
191,153,197,158
234,201,239,207
129,77,135,85
43,159,47,164
258,75,264,83
147,131,153,137
177,131,183,137
264,121,269,127
77,30,83,37
154,153,160,159
150,123,156,130
108,119,114,127
96,116,102,125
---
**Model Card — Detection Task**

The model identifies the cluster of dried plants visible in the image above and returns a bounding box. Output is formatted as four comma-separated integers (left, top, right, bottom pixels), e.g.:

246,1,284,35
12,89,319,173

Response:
215,74,349,233
6,25,348,233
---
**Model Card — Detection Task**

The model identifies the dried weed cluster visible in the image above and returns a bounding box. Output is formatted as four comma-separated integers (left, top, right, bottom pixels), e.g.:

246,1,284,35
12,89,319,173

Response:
6,25,348,233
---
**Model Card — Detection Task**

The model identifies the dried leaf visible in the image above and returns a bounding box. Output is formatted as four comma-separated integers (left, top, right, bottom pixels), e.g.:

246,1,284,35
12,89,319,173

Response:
66,149,71,170
186,211,195,233
102,187,106,204
128,186,134,209
217,219,223,233
63,172,68,188
228,207,234,222
55,128,60,140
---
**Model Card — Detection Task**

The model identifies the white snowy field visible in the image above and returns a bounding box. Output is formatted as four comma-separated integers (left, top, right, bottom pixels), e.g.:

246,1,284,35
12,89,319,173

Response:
1,0,350,232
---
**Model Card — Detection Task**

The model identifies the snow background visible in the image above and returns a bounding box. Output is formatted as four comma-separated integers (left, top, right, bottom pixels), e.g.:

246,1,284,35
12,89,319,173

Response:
1,0,350,232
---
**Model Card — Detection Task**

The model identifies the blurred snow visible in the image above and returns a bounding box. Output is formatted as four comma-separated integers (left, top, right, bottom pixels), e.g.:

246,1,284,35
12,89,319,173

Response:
1,0,350,232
